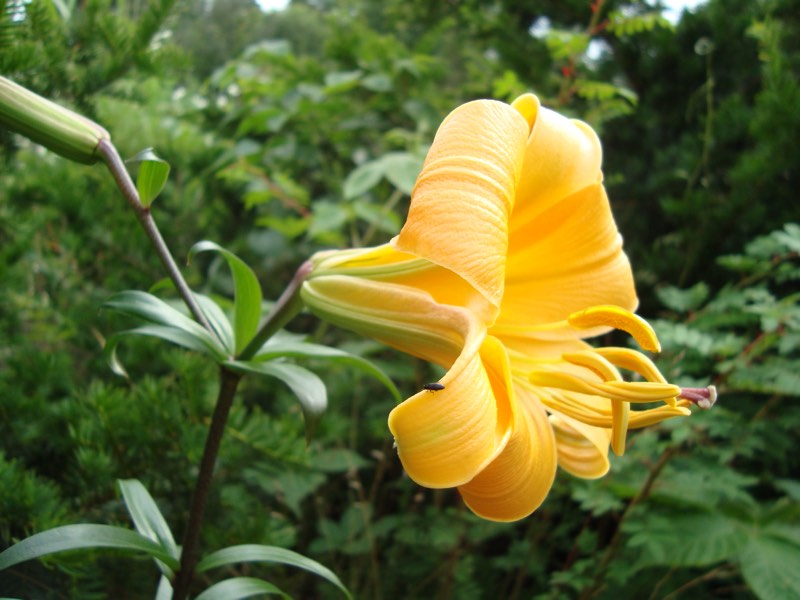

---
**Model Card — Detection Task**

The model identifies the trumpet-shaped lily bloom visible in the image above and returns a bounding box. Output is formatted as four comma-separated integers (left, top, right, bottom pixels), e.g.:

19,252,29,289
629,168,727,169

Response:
301,94,713,522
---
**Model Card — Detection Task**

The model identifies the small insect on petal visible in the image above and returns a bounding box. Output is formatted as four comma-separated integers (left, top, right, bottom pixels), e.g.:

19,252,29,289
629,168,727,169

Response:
422,382,445,392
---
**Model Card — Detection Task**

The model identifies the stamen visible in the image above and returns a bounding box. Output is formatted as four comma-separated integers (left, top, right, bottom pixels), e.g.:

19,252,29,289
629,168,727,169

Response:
594,347,668,383
678,385,718,409
535,387,692,430
568,305,661,352
627,404,692,428
594,347,677,407
562,351,622,382
530,371,680,403
561,351,628,456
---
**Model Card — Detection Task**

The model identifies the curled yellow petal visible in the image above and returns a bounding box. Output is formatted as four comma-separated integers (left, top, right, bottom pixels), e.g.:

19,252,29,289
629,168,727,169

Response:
510,93,538,131
388,334,512,488
393,99,530,309
568,305,661,352
549,413,611,479
459,379,556,522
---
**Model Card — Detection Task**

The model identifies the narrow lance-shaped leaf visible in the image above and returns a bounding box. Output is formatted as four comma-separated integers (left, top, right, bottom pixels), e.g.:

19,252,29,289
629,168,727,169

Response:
104,290,228,361
197,544,351,599
105,325,222,377
118,479,179,571
189,241,263,355
226,360,327,433
195,577,289,600
0,525,179,572
254,340,401,402
193,293,235,354
155,576,173,600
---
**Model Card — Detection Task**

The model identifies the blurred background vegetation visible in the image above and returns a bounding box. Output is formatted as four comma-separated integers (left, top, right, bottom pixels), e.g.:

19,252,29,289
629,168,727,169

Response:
1,0,799,598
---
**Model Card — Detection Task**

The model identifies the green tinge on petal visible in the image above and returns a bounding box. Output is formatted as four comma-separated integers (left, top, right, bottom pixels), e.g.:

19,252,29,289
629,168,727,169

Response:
301,276,468,367
310,244,496,326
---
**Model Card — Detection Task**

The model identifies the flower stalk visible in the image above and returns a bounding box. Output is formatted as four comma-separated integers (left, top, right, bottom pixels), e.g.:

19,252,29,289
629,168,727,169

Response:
96,140,214,335
172,367,242,600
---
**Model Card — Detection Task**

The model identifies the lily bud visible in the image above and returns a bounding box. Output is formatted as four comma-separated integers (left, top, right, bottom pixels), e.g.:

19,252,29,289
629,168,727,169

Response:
0,76,110,165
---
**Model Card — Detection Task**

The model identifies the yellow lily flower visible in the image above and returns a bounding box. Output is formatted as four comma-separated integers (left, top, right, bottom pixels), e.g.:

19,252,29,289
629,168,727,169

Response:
302,94,714,522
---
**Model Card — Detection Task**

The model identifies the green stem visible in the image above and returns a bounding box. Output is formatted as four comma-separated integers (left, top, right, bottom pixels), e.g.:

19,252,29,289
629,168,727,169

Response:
96,139,214,335
239,260,313,359
172,367,242,600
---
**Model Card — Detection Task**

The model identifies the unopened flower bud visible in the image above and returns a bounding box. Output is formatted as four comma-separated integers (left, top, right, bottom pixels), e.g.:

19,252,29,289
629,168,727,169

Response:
0,76,110,165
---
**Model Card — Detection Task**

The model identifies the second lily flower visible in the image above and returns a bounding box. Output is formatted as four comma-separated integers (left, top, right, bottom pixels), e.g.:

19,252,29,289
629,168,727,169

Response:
302,93,697,522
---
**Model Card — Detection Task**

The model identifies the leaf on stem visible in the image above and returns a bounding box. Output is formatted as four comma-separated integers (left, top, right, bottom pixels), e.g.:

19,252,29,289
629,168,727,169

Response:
118,479,179,577
193,292,236,354
128,147,171,207
226,360,326,434
189,241,263,356
197,544,351,599
0,524,179,572
103,290,230,375
254,339,402,403
194,577,289,600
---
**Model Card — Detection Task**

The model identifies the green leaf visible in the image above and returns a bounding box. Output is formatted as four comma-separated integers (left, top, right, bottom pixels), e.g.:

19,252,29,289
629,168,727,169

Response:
194,293,236,355
728,360,800,396
104,290,226,359
626,510,745,569
352,199,401,235
739,534,800,600
343,159,385,200
657,283,711,313
254,340,402,403
155,576,173,600
226,360,327,424
130,148,170,207
105,325,222,377
118,479,178,568
195,577,289,600
197,544,351,598
189,241,263,355
0,524,179,571
380,152,424,195
361,73,392,92
324,69,362,93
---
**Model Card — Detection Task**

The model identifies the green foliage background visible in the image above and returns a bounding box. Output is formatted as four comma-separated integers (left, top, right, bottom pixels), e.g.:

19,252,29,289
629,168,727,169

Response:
1,0,799,598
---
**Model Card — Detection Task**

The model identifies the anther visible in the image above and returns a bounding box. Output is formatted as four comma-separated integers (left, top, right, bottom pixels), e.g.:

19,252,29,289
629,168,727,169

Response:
678,385,718,409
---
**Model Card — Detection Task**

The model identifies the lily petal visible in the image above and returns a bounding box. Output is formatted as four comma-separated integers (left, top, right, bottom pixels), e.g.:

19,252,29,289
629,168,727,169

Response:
496,184,637,340
393,99,530,310
388,333,512,488
459,360,557,522
310,243,495,324
510,94,603,230
549,412,612,479
301,275,469,367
